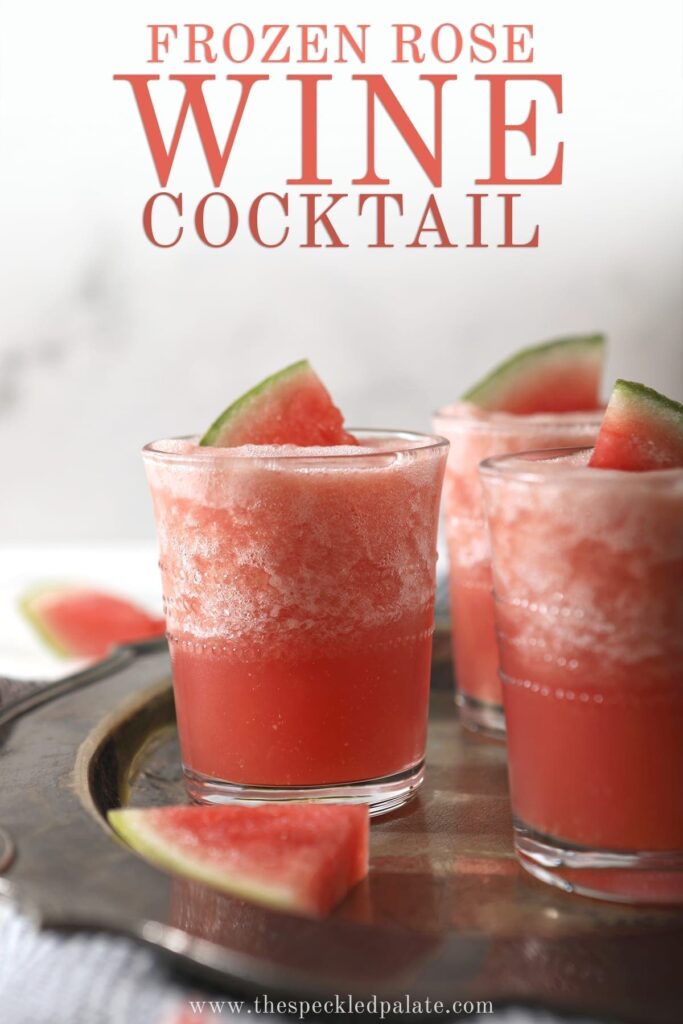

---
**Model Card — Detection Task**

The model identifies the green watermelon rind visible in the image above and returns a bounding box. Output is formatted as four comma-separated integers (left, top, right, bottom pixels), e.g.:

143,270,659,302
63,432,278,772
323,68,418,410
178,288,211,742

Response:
199,359,310,447
108,808,311,914
20,584,77,658
462,333,605,407
611,379,683,428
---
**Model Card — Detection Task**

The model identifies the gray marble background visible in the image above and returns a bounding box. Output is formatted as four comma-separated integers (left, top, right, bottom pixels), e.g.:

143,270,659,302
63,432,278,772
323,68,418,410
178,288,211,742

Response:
1,0,681,541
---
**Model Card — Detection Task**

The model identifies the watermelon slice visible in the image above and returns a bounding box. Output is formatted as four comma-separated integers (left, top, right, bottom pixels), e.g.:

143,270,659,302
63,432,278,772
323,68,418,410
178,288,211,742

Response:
21,586,166,658
200,359,357,447
589,379,683,471
108,803,369,917
462,334,605,414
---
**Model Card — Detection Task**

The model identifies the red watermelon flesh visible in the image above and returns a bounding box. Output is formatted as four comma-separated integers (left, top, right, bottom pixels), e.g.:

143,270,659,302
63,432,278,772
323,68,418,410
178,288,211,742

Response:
21,586,166,658
108,803,369,917
589,380,683,471
200,359,357,447
462,334,605,414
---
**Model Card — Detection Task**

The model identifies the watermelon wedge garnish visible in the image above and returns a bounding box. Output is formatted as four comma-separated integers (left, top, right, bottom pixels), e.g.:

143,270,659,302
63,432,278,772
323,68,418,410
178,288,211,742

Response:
108,803,369,917
589,379,683,471
200,359,357,447
20,586,165,658
462,334,605,414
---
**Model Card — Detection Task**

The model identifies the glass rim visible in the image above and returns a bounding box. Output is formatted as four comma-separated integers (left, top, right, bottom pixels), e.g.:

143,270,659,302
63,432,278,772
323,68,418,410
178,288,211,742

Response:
432,405,604,434
142,427,449,465
479,445,683,485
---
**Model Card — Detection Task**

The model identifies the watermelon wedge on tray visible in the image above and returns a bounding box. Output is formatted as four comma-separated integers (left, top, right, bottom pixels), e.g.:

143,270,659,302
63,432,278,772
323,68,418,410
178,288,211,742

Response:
108,803,369,917
589,379,683,471
463,334,605,414
21,586,165,659
200,359,357,447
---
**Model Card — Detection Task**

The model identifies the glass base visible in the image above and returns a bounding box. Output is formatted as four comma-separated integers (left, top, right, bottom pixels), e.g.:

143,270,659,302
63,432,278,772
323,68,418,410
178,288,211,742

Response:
183,760,425,818
515,819,683,905
455,692,506,740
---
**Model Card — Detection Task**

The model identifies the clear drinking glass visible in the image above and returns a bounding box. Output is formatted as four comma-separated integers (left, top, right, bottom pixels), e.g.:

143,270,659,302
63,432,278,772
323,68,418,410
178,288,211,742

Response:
480,447,683,903
143,430,448,816
432,407,601,738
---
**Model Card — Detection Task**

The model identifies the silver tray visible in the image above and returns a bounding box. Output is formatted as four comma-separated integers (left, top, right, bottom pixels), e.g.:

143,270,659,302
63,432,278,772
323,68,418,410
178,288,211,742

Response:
1,639,682,1021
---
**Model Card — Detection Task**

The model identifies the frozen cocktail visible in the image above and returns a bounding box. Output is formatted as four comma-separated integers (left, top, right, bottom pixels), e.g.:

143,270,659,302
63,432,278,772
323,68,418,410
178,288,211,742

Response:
143,362,447,815
480,380,683,902
434,336,603,737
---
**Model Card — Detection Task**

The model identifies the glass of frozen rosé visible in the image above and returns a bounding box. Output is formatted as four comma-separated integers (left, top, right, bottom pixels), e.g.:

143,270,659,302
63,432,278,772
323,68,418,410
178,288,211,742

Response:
480,380,683,903
143,362,448,815
434,335,604,738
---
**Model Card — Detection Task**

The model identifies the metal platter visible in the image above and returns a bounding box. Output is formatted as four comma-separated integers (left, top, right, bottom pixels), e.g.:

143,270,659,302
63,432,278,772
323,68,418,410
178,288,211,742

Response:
0,638,682,1022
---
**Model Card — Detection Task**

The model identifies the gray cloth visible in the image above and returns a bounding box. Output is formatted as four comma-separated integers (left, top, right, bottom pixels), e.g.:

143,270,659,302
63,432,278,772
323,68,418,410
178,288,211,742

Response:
0,904,184,1023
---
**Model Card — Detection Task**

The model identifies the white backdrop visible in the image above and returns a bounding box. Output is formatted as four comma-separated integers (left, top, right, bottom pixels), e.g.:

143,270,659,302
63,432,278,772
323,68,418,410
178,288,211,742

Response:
1,0,681,540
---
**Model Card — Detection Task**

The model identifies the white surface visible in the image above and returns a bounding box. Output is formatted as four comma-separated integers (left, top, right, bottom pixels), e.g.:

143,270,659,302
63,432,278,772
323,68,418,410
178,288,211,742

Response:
0,0,681,541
